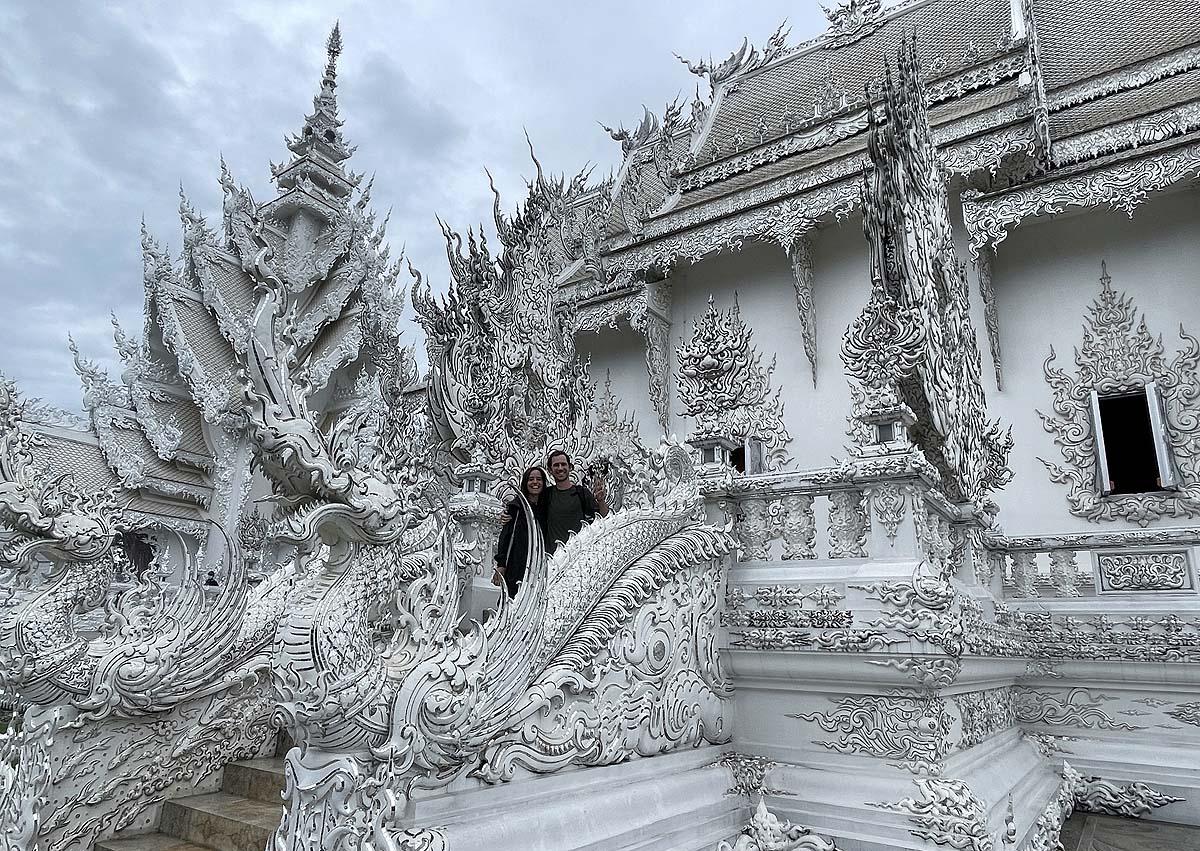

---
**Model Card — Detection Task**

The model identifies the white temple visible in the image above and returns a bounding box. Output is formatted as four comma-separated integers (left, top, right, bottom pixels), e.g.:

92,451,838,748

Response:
3,1,1200,849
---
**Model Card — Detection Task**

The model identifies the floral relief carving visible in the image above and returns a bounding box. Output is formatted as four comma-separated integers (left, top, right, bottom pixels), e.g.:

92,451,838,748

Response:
870,483,905,543
777,494,816,559
716,797,837,851
736,496,776,561
677,295,792,470
963,140,1200,257
827,490,868,558
1038,263,1200,526
716,753,791,798
956,687,1015,749
1097,551,1192,591
874,777,993,851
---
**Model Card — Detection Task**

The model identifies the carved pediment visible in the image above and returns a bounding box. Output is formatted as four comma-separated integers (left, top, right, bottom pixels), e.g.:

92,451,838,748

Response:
1038,263,1200,526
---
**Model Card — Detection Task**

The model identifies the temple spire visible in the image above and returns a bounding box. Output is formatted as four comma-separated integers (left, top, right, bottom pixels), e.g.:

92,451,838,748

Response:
268,22,359,214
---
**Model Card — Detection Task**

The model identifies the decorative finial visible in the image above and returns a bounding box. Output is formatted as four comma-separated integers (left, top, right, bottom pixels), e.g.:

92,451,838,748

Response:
1100,260,1112,290
325,22,342,82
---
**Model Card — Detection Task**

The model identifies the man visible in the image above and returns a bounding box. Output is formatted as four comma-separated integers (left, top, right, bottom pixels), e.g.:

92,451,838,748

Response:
543,449,609,554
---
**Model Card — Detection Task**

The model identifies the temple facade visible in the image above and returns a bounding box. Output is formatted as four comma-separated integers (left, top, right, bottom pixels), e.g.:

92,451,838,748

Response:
3,1,1200,850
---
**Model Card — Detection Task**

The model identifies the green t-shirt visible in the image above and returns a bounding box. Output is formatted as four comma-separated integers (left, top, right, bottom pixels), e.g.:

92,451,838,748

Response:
545,485,587,554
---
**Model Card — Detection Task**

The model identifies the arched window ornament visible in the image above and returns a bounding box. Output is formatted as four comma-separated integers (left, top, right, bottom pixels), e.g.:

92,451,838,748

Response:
1038,262,1200,526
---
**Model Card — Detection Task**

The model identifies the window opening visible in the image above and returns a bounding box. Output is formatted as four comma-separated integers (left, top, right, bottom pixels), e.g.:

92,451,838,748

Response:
1091,383,1175,495
730,445,747,474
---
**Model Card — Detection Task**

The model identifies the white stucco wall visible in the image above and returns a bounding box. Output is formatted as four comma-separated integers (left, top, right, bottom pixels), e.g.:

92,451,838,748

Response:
980,186,1200,535
579,185,1198,540
663,227,872,472
574,321,661,445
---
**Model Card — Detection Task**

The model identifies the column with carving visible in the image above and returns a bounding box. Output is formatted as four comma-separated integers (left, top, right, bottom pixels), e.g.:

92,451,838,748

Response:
1010,551,1040,598
787,234,819,387
976,246,1004,391
448,452,506,617
642,313,671,433
1048,549,1082,597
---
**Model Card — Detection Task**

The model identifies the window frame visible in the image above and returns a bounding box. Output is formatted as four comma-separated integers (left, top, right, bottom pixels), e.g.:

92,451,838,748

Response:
1089,382,1177,497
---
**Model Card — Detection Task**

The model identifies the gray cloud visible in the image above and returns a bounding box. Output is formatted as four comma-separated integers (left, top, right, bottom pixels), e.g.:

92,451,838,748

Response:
0,0,825,410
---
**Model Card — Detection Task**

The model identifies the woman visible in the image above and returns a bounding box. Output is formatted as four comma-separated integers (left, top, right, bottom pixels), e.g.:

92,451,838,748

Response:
492,466,548,598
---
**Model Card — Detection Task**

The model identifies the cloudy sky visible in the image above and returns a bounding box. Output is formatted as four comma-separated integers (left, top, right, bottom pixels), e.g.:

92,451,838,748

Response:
0,0,831,412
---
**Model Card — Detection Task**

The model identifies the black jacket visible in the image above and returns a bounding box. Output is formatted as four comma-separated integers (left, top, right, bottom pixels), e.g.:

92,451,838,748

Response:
494,496,548,598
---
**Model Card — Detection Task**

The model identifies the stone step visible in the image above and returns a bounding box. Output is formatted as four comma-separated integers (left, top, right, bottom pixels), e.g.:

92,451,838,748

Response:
159,792,282,851
96,835,212,851
614,805,747,851
221,758,287,804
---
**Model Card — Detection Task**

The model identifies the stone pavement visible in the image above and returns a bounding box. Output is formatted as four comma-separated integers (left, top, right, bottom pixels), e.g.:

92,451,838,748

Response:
1061,813,1200,850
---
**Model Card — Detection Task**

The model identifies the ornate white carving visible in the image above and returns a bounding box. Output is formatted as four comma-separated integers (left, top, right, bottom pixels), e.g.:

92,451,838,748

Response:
819,0,885,49
848,40,1012,507
1014,688,1143,731
1053,102,1200,170
1043,550,1079,597
1168,702,1200,727
716,798,837,851
1097,550,1192,591
875,777,993,851
787,237,818,387
792,693,951,775
870,483,905,542
1068,764,1184,818
777,494,817,560
963,141,1200,257
677,295,791,470
827,490,868,558
956,687,1016,749
1047,45,1200,112
717,753,790,798
975,247,1004,391
1038,264,1200,525
413,152,648,482
869,657,962,690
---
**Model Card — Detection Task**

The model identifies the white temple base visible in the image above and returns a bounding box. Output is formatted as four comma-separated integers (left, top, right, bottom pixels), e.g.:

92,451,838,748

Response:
405,747,746,851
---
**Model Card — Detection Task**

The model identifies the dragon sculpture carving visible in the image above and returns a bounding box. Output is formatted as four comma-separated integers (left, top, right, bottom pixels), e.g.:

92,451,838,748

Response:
3,26,737,851
0,374,285,850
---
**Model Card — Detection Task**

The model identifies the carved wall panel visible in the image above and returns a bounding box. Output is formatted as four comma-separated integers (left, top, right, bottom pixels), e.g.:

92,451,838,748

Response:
787,236,819,387
963,140,1200,258
1096,550,1193,592
676,295,792,470
1038,263,1200,525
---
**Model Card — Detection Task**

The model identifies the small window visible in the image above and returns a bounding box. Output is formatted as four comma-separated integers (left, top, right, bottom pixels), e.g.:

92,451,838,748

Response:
1090,382,1176,496
875,422,896,444
730,445,747,474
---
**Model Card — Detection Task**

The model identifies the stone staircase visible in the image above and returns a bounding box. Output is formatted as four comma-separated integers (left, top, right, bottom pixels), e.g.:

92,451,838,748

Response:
96,758,284,851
